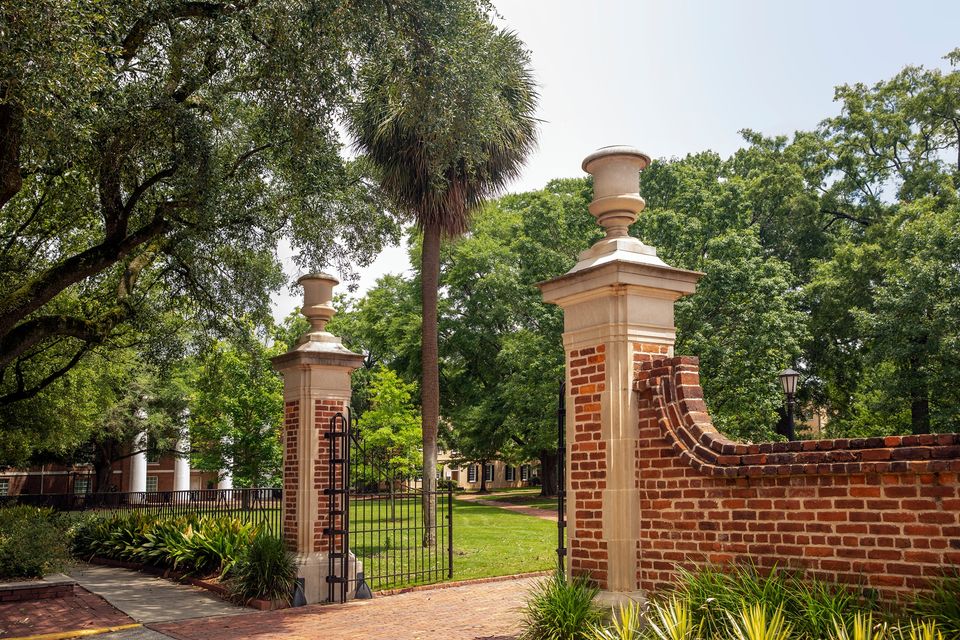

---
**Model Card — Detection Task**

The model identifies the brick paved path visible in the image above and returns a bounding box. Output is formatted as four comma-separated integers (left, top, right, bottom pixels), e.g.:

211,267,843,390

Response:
151,576,541,640
0,587,134,639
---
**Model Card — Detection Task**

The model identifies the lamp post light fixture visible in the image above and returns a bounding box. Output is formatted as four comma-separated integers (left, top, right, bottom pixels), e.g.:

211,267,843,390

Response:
778,368,800,441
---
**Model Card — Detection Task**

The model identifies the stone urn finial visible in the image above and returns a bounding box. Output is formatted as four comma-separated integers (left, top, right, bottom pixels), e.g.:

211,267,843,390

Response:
568,145,665,272
582,146,651,239
299,272,337,334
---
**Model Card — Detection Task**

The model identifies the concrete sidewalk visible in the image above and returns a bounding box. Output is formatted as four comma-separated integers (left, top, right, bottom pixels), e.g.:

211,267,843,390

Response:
68,564,245,624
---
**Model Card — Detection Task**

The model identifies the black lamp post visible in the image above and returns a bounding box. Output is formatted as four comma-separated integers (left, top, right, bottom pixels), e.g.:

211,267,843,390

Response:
778,368,800,441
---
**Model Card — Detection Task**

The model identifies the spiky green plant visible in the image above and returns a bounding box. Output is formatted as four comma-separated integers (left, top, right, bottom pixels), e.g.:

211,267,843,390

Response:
586,600,644,640
726,604,793,640
895,621,944,640
227,533,297,604
645,597,700,640
520,571,603,640
910,576,960,640
831,612,890,640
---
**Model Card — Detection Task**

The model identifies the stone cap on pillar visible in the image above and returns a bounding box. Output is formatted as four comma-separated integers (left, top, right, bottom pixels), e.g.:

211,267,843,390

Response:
539,259,702,307
271,272,364,371
539,145,704,307
571,146,667,272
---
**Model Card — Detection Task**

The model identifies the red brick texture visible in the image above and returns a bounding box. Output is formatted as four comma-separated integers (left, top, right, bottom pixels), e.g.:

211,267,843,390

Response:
568,345,608,585
315,399,347,554
633,356,960,599
282,400,300,551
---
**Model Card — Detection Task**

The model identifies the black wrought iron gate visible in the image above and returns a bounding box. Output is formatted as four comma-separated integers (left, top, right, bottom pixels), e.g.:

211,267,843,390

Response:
326,409,453,603
557,381,567,575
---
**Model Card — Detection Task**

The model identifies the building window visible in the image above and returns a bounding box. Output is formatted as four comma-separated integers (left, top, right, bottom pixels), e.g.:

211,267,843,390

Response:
0,478,8,496
505,466,516,482
483,463,495,482
74,478,90,495
146,476,158,492
520,465,530,481
467,465,478,483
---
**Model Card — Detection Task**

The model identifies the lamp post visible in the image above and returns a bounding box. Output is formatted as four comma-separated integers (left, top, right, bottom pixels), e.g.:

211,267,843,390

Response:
778,368,800,441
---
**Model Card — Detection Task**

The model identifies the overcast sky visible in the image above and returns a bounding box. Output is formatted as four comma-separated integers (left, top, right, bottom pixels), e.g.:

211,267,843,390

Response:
272,0,960,321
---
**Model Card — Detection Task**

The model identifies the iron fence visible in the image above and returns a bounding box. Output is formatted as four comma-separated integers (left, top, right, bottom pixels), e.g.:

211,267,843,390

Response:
326,409,453,602
0,488,283,536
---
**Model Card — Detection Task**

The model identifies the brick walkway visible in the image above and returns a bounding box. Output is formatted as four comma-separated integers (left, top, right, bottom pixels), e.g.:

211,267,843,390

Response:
151,576,541,640
0,587,135,639
456,495,557,521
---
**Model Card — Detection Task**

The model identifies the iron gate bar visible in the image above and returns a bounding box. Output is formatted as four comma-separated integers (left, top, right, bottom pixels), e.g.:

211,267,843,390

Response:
557,380,567,575
325,411,350,603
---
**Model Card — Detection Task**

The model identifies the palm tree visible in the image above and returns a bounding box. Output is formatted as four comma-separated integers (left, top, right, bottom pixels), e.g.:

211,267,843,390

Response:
348,10,538,543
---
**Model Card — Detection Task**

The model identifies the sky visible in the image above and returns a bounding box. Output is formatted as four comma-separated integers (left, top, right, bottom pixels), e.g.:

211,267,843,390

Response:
272,0,960,321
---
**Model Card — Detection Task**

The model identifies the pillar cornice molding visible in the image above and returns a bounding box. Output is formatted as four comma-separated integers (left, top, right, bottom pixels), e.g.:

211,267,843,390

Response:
539,259,703,307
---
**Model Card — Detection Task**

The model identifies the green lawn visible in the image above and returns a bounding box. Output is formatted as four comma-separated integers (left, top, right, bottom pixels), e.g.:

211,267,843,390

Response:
346,494,557,590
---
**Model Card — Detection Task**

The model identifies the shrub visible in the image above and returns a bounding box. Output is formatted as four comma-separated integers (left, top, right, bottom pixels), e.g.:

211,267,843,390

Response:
71,512,256,578
587,601,645,640
520,571,603,640
0,506,71,579
910,575,960,640
227,533,297,604
670,564,870,640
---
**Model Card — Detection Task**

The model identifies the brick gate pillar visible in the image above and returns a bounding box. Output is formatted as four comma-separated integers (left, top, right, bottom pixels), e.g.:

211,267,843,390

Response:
271,273,364,605
540,147,702,599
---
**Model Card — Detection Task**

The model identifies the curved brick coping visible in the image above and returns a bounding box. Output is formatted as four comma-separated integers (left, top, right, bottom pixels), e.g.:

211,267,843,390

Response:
634,356,960,478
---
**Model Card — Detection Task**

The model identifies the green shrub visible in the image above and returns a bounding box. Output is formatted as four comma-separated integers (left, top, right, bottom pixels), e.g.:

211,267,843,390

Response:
71,512,256,578
669,564,870,640
520,571,604,640
227,533,297,604
910,575,960,640
0,506,72,579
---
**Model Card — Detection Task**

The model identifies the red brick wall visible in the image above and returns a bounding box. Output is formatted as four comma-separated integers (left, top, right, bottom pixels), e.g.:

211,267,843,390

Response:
568,345,608,583
282,400,300,551
633,356,960,599
314,399,347,553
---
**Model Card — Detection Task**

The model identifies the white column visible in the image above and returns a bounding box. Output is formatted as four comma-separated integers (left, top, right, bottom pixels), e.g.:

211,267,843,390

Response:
129,429,148,498
173,430,191,492
217,436,233,491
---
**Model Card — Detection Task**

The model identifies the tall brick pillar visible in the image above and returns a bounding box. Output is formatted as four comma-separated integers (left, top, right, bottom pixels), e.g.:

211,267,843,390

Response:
271,273,364,604
540,147,702,600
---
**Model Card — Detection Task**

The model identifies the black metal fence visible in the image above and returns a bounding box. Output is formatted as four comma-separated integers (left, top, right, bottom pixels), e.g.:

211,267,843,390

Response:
326,410,453,602
0,488,283,536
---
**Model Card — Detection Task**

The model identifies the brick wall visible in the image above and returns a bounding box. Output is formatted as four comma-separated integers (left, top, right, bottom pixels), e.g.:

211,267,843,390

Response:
568,345,608,583
282,400,300,551
314,399,347,553
632,356,960,599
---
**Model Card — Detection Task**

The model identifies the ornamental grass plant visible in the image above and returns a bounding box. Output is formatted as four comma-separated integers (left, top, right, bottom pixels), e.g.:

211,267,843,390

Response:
226,531,297,604
529,565,956,640
520,570,604,640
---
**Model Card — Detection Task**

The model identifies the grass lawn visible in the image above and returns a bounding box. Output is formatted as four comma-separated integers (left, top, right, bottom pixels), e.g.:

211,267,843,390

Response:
451,498,558,582
348,495,557,590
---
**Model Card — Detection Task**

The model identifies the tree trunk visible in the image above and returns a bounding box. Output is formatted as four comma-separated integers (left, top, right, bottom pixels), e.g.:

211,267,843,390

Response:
479,460,488,493
92,440,119,494
909,354,931,435
539,450,558,498
420,222,441,546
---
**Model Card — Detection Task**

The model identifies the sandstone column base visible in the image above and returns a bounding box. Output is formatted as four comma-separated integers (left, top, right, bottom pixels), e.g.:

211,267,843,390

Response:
294,551,364,604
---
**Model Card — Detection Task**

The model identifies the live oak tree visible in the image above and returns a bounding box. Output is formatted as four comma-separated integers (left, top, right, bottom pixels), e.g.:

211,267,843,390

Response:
348,4,538,542
0,0,465,452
